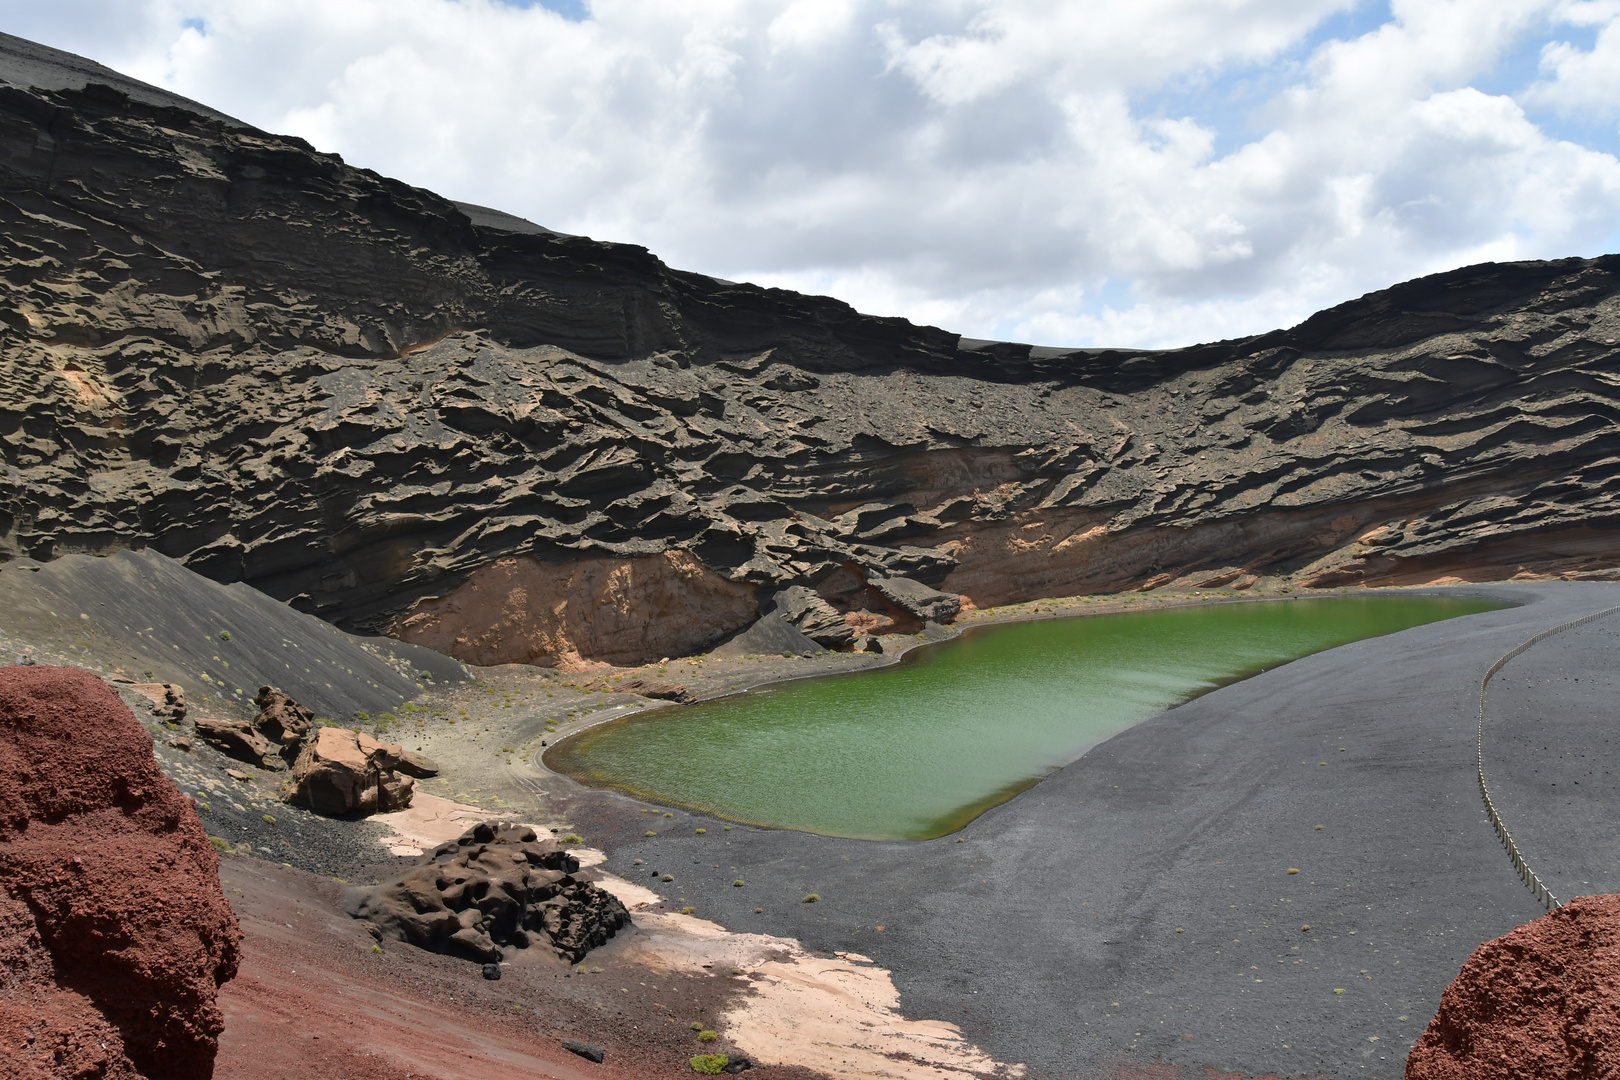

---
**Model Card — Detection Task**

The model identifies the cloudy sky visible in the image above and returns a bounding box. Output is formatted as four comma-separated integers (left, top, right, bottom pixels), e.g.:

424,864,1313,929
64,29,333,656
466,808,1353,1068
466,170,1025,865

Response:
7,0,1620,347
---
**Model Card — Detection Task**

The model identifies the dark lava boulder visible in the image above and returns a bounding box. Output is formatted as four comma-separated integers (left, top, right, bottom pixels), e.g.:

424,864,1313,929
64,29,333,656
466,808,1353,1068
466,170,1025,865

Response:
344,821,630,964
251,685,312,758
1406,893,1620,1079
0,666,242,1080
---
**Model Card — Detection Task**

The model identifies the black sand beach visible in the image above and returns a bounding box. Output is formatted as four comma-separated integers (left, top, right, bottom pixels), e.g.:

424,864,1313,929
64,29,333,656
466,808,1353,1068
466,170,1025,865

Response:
595,582,1620,1078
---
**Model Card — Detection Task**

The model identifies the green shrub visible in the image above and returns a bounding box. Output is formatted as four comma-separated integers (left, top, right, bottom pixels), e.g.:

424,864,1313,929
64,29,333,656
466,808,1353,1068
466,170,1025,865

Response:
802,893,820,903
354,711,370,723
690,1054,728,1075
559,833,584,844
218,631,231,641
697,1030,717,1042
208,836,231,853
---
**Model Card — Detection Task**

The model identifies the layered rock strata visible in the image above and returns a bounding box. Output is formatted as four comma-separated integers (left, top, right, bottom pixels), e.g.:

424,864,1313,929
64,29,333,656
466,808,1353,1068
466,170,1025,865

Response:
344,821,631,963
0,665,241,1080
3,35,1620,668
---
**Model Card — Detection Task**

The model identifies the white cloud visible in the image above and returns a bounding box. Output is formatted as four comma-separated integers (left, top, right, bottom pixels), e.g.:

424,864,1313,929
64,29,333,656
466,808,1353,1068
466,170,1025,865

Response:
2,0,1619,348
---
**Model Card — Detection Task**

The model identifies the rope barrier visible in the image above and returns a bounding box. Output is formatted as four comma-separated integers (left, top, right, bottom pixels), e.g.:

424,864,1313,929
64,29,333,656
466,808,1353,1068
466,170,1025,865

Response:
1476,602,1620,910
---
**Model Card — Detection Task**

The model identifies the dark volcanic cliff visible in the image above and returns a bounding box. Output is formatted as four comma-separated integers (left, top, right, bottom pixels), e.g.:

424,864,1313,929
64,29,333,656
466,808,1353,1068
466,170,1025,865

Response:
3,34,1620,667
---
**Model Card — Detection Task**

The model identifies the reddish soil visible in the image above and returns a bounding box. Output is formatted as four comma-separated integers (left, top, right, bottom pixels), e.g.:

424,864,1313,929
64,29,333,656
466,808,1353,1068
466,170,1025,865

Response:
215,855,831,1080
1405,893,1620,1080
0,665,242,1080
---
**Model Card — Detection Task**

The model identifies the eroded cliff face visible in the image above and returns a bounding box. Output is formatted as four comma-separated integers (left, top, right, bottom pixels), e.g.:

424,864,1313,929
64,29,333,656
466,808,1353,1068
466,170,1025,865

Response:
3,33,1620,667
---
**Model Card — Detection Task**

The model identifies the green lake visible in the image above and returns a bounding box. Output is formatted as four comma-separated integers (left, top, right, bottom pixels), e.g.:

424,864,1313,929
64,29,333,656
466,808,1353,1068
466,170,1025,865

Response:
545,595,1504,840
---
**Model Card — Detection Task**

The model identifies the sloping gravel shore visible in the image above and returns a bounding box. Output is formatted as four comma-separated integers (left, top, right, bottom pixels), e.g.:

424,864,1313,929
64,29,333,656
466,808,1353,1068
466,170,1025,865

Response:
593,582,1620,1079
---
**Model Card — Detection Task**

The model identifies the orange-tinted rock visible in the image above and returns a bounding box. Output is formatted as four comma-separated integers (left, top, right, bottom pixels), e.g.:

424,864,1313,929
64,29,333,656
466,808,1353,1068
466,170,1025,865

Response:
1406,893,1620,1080
392,551,757,669
0,665,241,1080
284,726,414,816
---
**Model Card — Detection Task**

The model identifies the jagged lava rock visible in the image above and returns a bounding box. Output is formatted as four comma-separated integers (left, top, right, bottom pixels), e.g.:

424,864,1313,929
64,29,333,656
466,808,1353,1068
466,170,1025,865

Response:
127,681,187,723
192,716,276,767
1406,893,1620,1080
345,821,631,964
284,726,413,815
0,665,241,1080
250,685,311,755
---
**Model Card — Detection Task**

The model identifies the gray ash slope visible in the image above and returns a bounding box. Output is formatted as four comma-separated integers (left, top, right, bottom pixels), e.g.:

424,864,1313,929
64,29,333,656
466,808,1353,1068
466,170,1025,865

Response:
0,547,464,724
3,32,1620,657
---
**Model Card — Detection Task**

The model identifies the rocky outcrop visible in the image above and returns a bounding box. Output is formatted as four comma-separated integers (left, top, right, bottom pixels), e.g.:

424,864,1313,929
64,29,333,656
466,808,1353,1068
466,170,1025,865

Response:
3,35,1620,669
127,681,186,724
0,665,241,1080
192,716,276,767
392,552,758,670
1405,894,1620,1080
250,685,311,754
582,675,690,701
283,726,414,816
761,586,855,648
344,821,631,964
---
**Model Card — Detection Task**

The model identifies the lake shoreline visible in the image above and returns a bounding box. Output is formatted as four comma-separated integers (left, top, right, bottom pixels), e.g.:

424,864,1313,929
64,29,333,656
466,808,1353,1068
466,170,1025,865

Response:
541,585,1513,839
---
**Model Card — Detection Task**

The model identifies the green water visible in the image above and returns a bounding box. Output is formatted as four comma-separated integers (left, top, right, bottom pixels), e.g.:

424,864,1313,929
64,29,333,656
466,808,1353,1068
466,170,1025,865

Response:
546,595,1504,840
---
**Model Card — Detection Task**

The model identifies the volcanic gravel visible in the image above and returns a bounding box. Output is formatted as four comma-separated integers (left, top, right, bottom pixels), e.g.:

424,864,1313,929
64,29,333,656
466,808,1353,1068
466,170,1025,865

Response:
592,582,1620,1080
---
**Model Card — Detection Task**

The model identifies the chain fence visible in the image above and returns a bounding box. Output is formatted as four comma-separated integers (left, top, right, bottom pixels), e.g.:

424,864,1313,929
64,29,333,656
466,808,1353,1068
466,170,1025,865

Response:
1476,602,1620,910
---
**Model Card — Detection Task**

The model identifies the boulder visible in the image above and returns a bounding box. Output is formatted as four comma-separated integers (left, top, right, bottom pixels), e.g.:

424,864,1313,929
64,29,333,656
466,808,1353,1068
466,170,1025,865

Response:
761,585,855,647
128,682,186,724
344,821,631,964
0,666,241,1080
583,675,689,701
396,749,440,779
868,576,962,623
283,726,413,816
192,716,276,767
1406,893,1620,1080
251,685,312,757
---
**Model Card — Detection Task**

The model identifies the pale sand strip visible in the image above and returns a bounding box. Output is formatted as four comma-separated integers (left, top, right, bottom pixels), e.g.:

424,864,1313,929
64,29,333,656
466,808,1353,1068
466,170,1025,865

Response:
594,875,1022,1080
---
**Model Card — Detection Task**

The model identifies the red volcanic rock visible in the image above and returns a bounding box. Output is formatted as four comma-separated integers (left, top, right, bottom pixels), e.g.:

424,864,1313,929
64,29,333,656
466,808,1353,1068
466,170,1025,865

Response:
1406,894,1620,1080
0,666,242,1080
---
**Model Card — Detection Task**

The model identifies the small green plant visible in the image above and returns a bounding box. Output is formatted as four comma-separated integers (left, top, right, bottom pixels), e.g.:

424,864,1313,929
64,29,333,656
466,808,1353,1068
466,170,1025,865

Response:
681,905,696,914
208,836,231,853
694,828,706,835
378,712,396,723
559,833,584,844
733,879,745,887
690,1054,729,1075
697,1030,718,1042
372,943,381,953
754,907,763,913
691,1022,704,1031
802,893,820,903
261,815,276,825
354,711,370,723
645,830,658,836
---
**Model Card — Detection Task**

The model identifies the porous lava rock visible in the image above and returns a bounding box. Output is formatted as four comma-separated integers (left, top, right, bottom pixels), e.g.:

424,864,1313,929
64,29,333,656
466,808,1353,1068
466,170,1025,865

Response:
127,681,187,724
250,685,311,757
283,726,413,816
0,665,241,1080
344,821,631,964
1405,893,1620,1080
192,716,276,767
